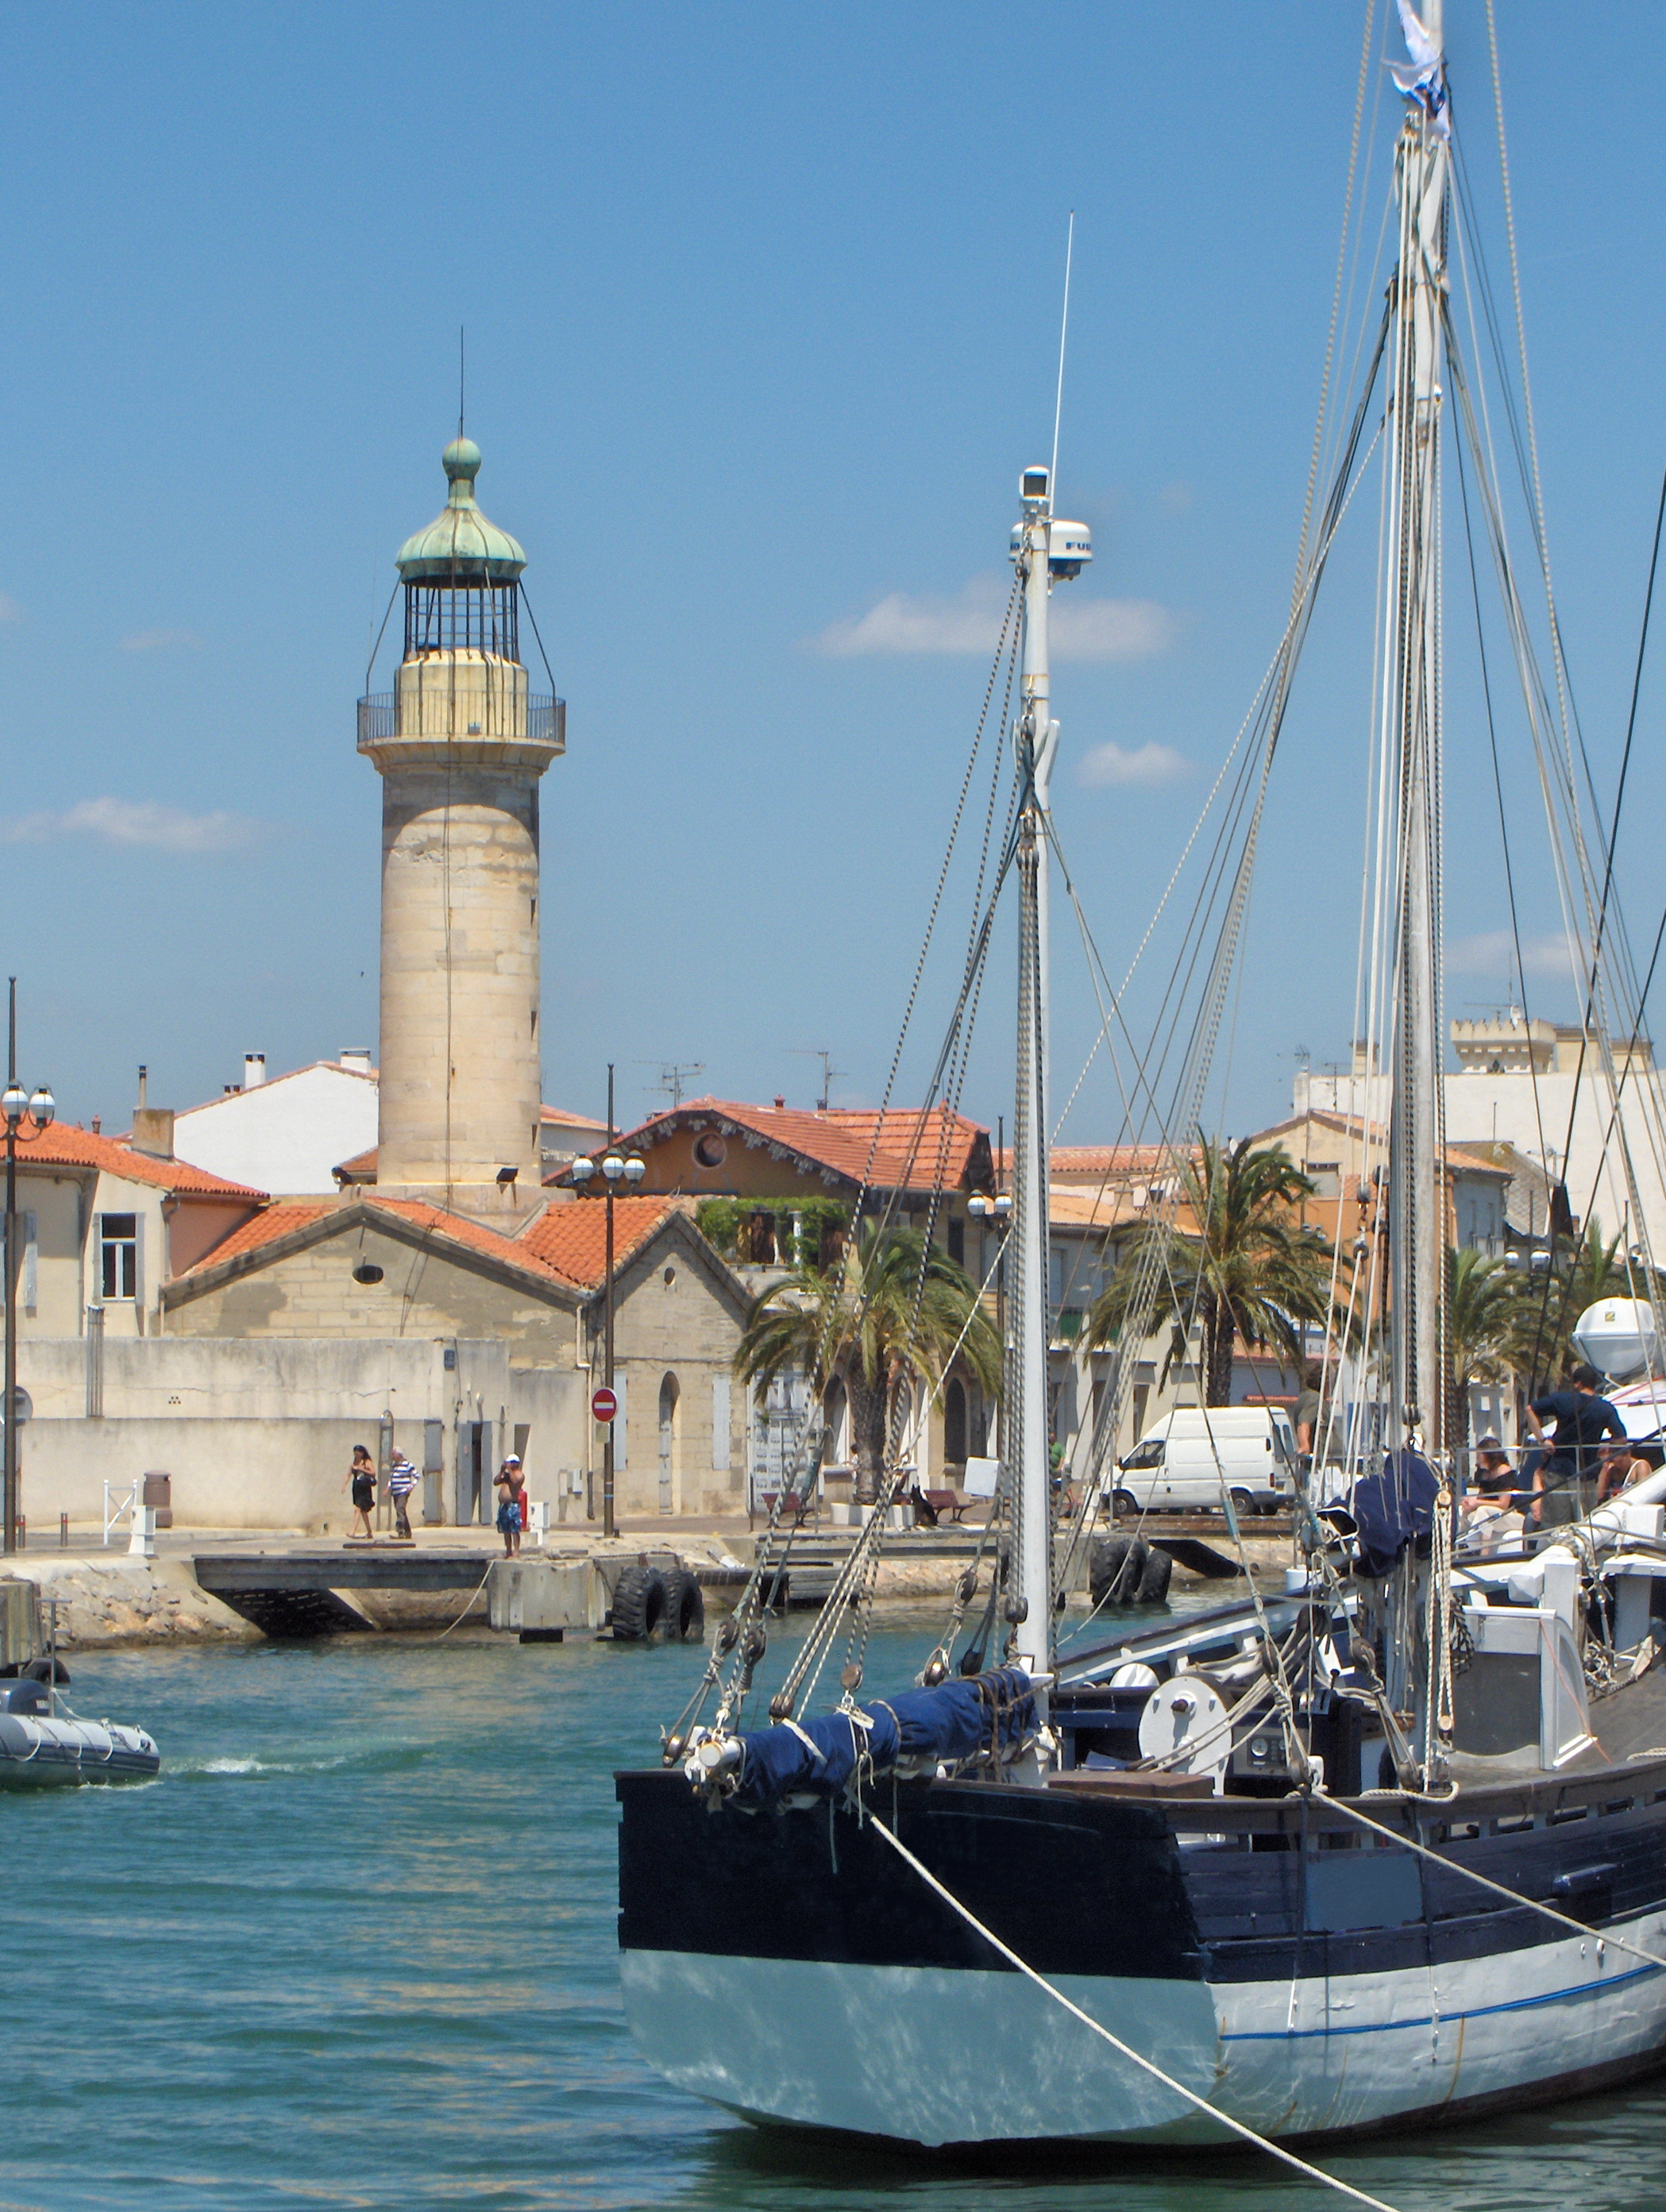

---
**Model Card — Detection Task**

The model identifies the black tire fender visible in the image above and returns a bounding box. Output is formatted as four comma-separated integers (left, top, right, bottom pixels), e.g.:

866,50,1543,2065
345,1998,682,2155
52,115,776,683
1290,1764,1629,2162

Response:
661,1567,706,1642
1089,1534,1132,1610
1089,1534,1150,1609
610,1564,667,1641
1110,1538,1148,1603
1135,1546,1173,1605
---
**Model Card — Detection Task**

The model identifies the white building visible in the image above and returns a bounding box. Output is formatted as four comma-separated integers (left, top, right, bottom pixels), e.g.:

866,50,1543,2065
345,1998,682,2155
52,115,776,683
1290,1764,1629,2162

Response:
172,1055,380,1195
172,1052,607,1197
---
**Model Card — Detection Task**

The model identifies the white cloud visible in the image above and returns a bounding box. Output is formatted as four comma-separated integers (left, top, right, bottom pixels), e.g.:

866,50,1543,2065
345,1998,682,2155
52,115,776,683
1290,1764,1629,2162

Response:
1078,739,1192,789
1052,599,1176,661
1446,928,1572,981
811,572,1174,663
0,797,258,854
121,628,202,653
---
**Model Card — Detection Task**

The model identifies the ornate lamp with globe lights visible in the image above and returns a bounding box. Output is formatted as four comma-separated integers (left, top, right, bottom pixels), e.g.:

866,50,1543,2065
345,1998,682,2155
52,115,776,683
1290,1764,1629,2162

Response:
2,980,53,1553
569,1066,647,1539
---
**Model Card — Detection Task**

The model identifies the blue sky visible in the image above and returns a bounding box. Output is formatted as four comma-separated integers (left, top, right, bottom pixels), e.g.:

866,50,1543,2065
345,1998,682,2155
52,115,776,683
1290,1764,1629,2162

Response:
1,3,1662,1146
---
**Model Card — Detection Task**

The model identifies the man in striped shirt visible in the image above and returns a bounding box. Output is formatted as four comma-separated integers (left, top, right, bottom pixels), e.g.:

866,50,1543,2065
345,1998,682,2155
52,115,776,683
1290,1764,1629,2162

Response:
387,1450,419,1540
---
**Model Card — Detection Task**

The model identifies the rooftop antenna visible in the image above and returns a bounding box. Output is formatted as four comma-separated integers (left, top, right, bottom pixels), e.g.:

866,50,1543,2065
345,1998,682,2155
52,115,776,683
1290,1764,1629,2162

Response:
1049,210,1074,500
638,1060,704,1109
458,326,465,440
789,1049,846,1112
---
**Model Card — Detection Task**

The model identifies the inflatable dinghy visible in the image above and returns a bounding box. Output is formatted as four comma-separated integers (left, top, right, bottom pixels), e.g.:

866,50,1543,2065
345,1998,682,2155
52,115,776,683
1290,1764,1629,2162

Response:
0,1662,159,1786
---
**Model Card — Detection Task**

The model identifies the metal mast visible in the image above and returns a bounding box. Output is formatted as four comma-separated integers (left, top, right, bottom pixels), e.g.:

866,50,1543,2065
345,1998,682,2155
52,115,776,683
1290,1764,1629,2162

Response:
1384,6,1448,1469
1007,468,1089,1678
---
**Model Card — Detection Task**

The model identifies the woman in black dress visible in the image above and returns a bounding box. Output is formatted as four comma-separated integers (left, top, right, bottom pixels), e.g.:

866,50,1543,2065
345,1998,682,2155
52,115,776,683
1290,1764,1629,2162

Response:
343,1443,377,1541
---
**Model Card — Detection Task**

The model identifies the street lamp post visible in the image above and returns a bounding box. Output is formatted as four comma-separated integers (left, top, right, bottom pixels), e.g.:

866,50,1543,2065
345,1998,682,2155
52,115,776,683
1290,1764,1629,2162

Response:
966,1183,1012,1469
569,1064,645,1540
2,977,54,1555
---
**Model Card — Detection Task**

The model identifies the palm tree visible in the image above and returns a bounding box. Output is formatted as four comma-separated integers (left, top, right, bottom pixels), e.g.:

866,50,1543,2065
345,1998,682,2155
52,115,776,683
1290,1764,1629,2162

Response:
1087,1135,1337,1405
734,1221,1001,1505
1518,1216,1632,1390
1444,1244,1532,1459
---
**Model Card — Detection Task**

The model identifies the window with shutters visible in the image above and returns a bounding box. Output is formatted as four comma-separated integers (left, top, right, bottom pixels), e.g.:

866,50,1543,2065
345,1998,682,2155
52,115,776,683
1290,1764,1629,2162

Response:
99,1214,138,1301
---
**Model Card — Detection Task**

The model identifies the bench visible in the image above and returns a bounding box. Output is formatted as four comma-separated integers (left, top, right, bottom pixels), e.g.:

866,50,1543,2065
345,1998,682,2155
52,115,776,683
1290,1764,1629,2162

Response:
918,1488,971,1524
749,1488,820,1534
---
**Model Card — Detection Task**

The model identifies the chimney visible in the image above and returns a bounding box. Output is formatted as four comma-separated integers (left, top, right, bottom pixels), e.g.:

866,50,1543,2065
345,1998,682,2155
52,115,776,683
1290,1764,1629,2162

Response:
132,1105,174,1160
339,1048,372,1074
137,1065,148,1110
244,1053,267,1089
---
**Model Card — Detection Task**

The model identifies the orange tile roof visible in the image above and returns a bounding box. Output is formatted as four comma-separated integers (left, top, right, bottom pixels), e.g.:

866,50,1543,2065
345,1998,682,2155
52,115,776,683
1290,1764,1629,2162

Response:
9,1120,267,1200
183,1195,586,1290
188,1202,335,1267
997,1143,1181,1180
540,1104,607,1131
615,1097,989,1195
1252,1111,1510,1180
518,1194,687,1289
181,1193,700,1297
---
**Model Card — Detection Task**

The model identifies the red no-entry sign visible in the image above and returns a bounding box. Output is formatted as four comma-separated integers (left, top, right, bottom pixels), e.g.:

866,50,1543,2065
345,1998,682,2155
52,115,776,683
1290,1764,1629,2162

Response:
591,1386,618,1424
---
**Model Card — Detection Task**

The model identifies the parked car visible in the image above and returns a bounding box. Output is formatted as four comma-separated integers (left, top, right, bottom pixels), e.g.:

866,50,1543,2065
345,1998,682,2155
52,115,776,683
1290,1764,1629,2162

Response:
1105,1405,1296,1518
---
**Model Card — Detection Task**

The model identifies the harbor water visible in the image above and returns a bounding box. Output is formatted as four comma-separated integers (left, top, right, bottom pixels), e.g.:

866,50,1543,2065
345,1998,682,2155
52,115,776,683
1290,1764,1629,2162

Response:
10,1610,1666,2211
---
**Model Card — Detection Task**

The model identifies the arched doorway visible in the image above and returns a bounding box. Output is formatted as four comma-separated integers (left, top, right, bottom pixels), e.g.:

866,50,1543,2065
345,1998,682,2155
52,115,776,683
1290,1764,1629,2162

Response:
658,1372,681,1515
944,1378,967,1468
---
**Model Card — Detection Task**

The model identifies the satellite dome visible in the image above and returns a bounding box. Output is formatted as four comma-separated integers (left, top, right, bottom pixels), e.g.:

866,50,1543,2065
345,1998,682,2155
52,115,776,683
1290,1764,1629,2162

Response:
1571,1297,1662,1383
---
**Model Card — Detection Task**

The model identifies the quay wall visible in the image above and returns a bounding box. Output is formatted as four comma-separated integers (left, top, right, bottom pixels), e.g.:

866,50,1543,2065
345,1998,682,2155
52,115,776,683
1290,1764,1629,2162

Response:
10,1335,589,1533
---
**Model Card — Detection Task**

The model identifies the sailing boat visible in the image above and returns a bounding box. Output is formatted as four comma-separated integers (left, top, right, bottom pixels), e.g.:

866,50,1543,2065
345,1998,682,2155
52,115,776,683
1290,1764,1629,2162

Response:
616,2,1666,2150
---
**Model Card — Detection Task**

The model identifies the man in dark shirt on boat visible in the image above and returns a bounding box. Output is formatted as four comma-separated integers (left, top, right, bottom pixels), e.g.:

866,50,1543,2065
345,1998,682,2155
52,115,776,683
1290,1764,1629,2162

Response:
1524,1365,1626,1526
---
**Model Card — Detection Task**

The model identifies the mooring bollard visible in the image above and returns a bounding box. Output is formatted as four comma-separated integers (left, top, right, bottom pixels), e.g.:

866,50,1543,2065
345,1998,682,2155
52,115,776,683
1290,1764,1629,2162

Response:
60,1513,67,1549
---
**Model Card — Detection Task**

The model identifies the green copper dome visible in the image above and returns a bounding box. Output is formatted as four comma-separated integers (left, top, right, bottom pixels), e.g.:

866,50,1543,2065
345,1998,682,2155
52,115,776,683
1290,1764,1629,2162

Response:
395,437,526,583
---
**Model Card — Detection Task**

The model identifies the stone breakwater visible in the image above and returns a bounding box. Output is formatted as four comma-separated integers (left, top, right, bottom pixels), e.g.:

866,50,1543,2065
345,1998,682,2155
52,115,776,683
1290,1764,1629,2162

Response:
4,1558,259,1649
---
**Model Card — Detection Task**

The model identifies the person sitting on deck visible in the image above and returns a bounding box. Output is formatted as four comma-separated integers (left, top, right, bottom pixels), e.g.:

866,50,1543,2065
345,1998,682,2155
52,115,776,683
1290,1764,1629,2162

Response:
1597,1435,1653,1506
1460,1434,1518,1517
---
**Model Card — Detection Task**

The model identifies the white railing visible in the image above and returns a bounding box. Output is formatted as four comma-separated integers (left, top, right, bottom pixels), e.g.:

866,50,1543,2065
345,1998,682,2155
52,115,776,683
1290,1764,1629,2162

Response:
102,1480,155,1556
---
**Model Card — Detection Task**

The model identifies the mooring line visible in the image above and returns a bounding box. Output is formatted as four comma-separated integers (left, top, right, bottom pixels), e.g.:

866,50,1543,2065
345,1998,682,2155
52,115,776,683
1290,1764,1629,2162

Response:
868,1816,1402,2212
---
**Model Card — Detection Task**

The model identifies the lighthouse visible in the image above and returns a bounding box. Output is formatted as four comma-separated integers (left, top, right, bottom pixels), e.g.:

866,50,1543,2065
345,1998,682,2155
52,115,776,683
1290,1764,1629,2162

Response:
358,437,563,1210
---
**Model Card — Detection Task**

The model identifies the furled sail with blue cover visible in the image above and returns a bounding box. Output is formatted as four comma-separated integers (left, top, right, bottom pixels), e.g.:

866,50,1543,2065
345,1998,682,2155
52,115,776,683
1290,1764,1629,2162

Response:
728,1667,1035,1811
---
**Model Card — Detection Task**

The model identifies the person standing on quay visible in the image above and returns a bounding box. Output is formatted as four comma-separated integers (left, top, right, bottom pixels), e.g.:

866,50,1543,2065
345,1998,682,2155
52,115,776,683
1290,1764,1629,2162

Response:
496,1456,526,1558
343,1444,376,1542
387,1448,419,1540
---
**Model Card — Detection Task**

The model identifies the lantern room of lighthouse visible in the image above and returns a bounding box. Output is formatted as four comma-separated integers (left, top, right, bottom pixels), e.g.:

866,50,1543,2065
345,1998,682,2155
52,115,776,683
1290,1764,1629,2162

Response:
357,436,564,1212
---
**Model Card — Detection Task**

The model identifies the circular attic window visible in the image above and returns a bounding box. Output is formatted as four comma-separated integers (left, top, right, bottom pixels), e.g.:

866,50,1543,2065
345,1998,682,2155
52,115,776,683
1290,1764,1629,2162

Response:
692,1131,727,1169
663,1265,677,1286
352,1262,385,1285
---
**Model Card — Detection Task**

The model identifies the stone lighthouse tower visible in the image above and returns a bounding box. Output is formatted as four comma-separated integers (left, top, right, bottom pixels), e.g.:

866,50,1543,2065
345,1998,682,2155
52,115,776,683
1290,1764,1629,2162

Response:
358,437,562,1211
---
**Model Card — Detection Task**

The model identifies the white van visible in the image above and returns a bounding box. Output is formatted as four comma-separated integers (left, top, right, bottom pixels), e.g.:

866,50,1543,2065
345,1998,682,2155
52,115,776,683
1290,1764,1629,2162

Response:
1107,1405,1297,1518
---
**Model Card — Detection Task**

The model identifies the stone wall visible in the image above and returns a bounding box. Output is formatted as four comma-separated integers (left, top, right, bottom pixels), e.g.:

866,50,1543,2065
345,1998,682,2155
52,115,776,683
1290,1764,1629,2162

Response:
376,763,545,1193
605,1234,749,1519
